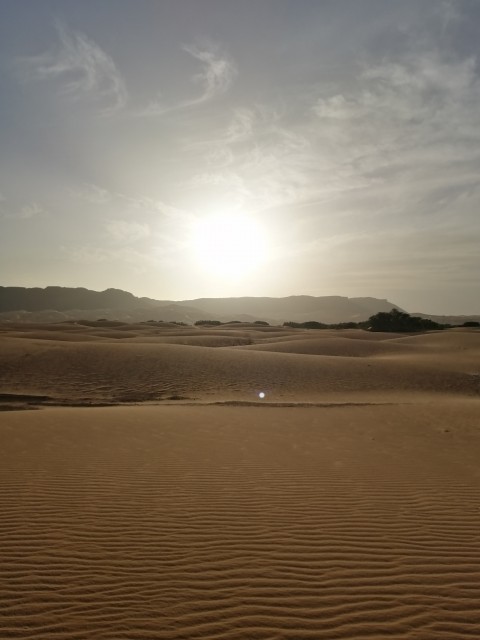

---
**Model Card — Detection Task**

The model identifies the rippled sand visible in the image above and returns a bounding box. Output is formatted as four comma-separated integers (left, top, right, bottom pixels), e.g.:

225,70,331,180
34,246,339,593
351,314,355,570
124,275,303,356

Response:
1,322,479,638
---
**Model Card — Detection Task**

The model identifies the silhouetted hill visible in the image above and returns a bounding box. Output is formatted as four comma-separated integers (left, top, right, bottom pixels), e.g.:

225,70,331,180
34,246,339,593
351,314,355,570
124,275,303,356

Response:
0,286,142,312
174,295,401,324
0,287,406,324
4,287,477,325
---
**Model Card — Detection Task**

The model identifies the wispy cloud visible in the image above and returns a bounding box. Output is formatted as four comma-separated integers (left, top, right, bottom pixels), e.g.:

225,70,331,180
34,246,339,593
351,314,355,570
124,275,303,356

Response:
188,43,480,222
311,50,480,216
137,41,236,116
71,182,195,225
1,200,44,220
19,203,44,219
118,195,194,223
72,183,112,204
105,220,150,243
438,0,462,34
67,245,159,272
67,231,186,272
224,107,255,143
182,41,236,106
18,20,127,113
187,104,315,213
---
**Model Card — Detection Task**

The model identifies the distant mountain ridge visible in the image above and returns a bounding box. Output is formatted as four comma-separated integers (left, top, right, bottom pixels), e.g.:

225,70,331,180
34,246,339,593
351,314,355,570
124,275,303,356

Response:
0,285,476,325
0,286,402,324
0,286,140,312
173,295,401,324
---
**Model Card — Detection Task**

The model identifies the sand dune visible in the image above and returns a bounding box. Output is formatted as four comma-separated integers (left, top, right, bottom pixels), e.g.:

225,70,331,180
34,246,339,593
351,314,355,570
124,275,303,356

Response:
0,322,479,638
236,335,423,357
0,324,479,406
0,337,479,406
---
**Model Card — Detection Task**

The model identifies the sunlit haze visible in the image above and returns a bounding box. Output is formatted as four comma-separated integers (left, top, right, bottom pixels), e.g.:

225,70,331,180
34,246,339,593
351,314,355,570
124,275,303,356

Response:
1,0,479,313
191,213,270,280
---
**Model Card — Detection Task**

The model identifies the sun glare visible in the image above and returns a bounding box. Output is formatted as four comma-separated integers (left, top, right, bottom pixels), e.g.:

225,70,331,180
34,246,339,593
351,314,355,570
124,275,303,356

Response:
192,213,270,280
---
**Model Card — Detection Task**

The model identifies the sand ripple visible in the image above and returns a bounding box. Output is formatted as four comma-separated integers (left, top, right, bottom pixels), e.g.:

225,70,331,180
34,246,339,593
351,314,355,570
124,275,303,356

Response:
1,404,480,639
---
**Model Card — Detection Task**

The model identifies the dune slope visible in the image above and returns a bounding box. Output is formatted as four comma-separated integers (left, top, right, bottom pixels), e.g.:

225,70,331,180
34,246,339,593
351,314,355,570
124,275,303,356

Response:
0,324,479,405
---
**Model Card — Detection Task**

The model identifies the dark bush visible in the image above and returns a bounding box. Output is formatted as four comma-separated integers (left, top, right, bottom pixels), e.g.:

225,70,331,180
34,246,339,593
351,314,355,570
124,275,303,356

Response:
283,321,328,329
194,320,222,326
330,322,360,329
368,309,444,332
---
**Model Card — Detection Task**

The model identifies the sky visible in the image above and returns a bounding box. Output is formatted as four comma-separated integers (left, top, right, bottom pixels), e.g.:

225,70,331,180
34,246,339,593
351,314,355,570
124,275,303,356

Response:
1,0,479,314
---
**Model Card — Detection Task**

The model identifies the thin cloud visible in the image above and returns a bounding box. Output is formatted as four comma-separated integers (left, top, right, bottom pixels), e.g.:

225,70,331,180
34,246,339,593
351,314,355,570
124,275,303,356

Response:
18,20,127,113
182,40,480,266
105,220,150,243
309,49,480,236
184,103,314,215
71,182,194,224
67,235,185,271
225,107,256,143
182,42,236,106
19,203,44,219
67,245,159,271
438,0,462,34
137,41,236,116
1,200,44,220
118,195,194,223
72,183,112,204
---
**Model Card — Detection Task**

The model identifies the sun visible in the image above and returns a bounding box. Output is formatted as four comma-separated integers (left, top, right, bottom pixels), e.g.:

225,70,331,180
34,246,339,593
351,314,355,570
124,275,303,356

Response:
191,213,270,280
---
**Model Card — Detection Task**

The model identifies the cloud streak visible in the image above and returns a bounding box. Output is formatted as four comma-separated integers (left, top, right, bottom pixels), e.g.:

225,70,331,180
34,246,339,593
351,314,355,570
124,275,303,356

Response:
105,220,150,243
190,45,480,220
138,41,236,116
182,42,236,106
18,21,127,113
1,199,44,220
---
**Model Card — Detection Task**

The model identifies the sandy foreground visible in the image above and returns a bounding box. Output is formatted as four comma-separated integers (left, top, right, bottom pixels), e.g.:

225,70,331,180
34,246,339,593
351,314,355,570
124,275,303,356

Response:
1,322,480,638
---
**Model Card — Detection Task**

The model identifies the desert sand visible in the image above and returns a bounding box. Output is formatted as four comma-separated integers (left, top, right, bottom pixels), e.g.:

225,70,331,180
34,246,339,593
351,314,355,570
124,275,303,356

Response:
1,321,479,638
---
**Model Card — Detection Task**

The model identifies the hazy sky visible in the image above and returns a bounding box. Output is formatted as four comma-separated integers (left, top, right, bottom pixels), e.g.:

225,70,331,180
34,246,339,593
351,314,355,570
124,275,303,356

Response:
1,0,479,313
